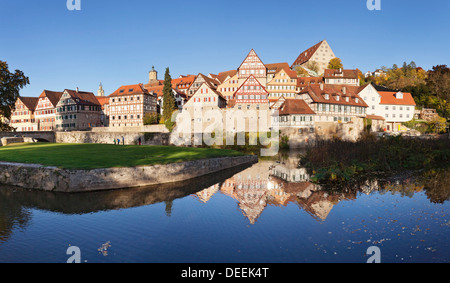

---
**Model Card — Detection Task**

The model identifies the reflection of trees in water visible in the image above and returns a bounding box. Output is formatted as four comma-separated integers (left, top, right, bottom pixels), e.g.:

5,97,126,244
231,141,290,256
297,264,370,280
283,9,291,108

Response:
0,187,32,244
333,168,450,204
419,169,450,204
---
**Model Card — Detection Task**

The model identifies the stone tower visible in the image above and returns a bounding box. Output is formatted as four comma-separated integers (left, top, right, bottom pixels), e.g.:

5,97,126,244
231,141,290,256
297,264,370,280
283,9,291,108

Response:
149,66,158,83
97,82,105,97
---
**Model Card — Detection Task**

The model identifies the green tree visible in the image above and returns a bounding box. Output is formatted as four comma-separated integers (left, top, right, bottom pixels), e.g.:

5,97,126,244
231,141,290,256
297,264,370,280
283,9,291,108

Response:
0,61,30,131
327,58,343,70
426,65,450,118
162,67,176,123
143,112,160,125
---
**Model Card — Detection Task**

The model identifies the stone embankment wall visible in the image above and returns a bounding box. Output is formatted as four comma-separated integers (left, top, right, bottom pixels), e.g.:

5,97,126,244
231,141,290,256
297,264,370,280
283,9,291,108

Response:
55,131,170,145
0,155,258,193
0,131,55,144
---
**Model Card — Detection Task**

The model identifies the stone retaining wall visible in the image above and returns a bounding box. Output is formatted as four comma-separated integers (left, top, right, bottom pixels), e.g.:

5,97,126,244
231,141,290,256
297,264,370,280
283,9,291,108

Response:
0,155,258,193
55,131,170,145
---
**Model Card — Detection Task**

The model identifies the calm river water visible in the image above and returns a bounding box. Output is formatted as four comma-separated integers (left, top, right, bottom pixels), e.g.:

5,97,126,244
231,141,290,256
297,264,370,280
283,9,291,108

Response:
0,151,449,263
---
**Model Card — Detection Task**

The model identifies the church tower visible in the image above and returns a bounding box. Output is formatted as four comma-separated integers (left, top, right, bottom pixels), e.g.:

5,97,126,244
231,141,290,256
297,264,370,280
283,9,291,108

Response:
97,82,105,97
149,66,158,83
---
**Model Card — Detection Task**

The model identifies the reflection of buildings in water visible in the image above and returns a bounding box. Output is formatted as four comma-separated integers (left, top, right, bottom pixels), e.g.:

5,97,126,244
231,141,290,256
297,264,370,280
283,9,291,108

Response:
270,162,310,183
235,180,268,224
215,159,359,223
194,184,219,203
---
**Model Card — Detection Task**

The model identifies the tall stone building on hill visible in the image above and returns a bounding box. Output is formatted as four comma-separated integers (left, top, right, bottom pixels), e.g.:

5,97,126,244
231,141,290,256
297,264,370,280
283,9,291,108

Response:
291,40,336,76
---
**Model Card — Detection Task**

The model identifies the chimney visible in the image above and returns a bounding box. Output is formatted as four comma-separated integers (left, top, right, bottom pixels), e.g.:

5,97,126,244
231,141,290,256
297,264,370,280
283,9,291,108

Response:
320,83,324,91
76,87,79,93
342,86,347,94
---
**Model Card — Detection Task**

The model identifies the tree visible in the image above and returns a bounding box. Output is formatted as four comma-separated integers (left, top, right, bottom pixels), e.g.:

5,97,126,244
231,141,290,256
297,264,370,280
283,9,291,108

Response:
162,67,176,126
327,58,343,70
143,112,160,125
295,66,309,77
426,65,450,118
306,60,320,74
0,61,29,131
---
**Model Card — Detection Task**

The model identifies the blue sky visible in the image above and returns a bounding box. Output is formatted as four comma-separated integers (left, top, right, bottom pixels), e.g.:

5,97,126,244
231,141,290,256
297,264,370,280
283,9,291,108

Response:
0,0,449,97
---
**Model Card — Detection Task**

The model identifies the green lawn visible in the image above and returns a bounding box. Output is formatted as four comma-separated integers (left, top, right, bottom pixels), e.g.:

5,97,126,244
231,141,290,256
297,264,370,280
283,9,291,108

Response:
0,143,244,170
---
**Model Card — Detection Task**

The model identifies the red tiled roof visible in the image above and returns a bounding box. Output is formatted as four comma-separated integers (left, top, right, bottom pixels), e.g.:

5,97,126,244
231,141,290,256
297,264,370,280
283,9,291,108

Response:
276,99,316,116
266,62,291,74
366,114,385,121
38,90,63,107
172,75,196,89
297,77,324,87
64,89,100,106
216,70,238,83
299,84,368,107
379,91,416,106
18,97,39,111
292,40,324,67
109,84,149,98
95,96,109,106
145,85,164,97
324,69,358,79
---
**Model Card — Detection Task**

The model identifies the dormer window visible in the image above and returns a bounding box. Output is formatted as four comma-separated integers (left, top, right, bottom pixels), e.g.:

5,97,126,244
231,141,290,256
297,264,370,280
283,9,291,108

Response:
336,95,340,101
345,97,349,102
355,98,359,103
324,94,329,100
396,92,404,99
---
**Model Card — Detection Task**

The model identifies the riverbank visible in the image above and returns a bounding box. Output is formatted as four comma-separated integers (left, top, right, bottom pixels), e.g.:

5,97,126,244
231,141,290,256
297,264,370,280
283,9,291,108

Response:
300,135,450,185
0,143,258,192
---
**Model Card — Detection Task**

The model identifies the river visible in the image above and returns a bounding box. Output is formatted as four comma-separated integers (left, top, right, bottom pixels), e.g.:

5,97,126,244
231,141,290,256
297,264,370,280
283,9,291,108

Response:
0,151,448,263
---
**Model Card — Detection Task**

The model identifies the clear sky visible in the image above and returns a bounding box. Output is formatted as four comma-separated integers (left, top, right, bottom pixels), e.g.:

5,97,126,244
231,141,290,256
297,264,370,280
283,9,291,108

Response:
1,0,449,97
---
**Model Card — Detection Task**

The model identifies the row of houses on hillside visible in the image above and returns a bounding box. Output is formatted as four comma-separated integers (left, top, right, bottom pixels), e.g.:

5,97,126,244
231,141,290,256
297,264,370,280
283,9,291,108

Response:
9,40,417,137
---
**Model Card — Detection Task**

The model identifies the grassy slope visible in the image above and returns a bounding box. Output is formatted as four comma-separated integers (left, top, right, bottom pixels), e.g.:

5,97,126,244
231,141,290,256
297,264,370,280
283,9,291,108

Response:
0,143,244,170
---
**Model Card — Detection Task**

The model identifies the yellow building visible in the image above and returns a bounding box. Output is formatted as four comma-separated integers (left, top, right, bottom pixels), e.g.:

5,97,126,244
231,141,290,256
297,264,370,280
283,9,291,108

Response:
266,63,298,103
216,70,238,101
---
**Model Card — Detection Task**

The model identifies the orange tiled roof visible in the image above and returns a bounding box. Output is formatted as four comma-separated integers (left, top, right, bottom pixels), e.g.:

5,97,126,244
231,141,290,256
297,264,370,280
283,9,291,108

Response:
379,91,416,106
109,84,150,98
172,75,196,89
95,96,110,106
145,85,164,97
